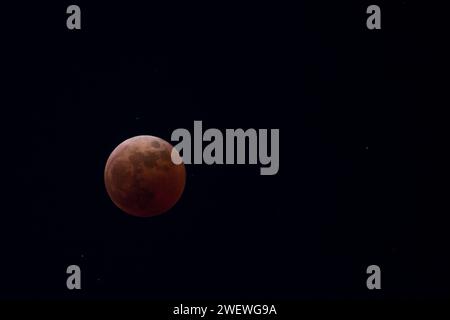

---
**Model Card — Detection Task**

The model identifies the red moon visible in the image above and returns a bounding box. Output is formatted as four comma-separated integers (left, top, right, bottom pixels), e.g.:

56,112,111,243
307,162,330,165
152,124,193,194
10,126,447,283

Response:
104,135,186,217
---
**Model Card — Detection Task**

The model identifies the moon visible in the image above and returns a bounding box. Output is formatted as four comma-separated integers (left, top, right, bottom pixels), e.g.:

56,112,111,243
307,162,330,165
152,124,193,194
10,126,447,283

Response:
104,135,186,217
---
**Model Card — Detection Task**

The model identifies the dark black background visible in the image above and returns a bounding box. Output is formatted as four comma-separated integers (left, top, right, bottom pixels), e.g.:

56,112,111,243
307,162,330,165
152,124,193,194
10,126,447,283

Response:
2,1,449,301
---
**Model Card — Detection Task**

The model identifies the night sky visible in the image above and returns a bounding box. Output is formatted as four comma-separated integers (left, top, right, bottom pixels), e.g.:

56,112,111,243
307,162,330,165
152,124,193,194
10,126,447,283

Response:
2,1,449,301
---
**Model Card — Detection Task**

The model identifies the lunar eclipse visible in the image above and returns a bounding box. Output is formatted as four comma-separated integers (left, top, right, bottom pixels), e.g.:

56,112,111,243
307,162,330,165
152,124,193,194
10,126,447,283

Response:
104,135,186,217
